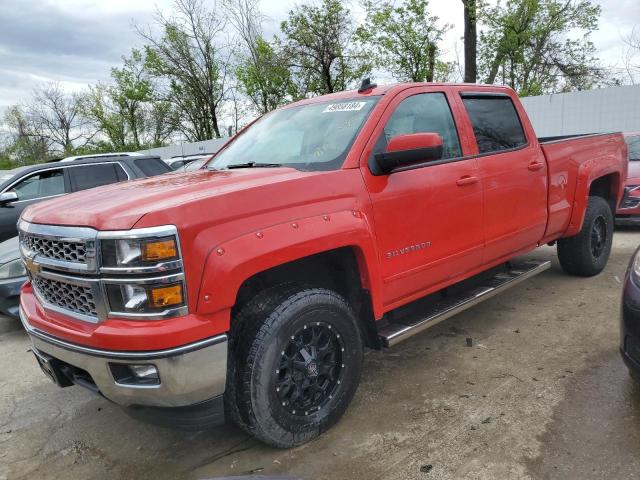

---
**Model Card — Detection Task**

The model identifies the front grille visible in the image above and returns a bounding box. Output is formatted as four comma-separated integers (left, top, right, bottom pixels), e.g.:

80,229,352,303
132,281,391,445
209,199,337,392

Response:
31,276,97,318
20,233,87,264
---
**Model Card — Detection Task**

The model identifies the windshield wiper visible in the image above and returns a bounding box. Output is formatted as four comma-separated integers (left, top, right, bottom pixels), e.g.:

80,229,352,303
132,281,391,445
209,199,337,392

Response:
225,162,283,169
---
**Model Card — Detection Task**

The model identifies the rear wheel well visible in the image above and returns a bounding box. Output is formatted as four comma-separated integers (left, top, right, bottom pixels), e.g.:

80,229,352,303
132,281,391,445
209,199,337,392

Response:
232,248,380,349
589,173,619,213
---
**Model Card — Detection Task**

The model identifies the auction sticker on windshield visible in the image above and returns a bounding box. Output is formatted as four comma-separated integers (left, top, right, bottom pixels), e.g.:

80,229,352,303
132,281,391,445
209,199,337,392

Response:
323,102,367,113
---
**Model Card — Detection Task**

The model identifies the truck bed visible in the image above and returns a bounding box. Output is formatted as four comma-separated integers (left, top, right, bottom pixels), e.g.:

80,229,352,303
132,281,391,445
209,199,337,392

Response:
539,131,627,240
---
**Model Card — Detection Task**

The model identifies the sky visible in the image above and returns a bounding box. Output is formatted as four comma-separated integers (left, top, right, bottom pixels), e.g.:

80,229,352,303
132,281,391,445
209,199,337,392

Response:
0,0,638,115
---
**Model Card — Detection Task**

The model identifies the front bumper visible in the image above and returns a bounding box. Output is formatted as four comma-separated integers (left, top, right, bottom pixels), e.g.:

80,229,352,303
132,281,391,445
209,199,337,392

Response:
0,276,26,317
20,306,228,408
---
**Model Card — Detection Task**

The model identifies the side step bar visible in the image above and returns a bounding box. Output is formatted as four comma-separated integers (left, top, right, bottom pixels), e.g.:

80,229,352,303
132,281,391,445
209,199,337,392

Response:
378,259,551,347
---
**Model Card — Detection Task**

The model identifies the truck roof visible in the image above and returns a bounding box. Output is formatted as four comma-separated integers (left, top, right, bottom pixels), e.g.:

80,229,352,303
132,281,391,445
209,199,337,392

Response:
287,82,515,109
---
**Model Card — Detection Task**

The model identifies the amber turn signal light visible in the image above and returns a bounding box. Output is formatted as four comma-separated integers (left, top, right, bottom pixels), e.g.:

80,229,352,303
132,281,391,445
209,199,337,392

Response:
147,284,184,308
142,239,177,261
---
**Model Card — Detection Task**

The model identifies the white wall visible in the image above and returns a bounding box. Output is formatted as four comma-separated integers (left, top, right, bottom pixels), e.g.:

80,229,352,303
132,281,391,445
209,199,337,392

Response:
520,84,640,137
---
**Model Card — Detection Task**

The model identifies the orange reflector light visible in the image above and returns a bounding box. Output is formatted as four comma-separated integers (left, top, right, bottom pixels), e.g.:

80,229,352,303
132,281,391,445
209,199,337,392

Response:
142,239,177,261
147,284,183,308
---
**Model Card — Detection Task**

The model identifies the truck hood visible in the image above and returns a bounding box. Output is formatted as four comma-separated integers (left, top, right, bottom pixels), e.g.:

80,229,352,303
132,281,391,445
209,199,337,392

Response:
22,168,327,230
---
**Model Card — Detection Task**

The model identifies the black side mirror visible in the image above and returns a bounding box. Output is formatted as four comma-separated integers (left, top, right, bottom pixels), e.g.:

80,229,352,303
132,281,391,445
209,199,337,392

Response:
0,192,18,206
371,132,444,175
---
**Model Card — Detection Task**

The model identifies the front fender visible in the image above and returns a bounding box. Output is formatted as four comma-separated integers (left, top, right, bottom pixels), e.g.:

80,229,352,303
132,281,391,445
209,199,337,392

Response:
195,210,383,328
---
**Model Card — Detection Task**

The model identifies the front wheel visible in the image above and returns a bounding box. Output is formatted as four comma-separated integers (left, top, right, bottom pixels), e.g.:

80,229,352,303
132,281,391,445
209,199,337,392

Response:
227,285,363,448
557,195,614,277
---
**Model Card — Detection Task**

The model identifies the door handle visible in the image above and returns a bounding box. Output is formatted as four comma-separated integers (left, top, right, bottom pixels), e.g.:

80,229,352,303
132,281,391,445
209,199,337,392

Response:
456,176,479,186
528,162,545,171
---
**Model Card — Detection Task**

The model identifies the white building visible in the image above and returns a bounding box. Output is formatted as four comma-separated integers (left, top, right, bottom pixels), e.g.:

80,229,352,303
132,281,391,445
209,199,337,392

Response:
520,84,640,137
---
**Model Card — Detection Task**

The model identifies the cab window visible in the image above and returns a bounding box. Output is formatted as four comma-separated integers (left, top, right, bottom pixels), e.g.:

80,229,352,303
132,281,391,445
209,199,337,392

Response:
373,93,462,160
461,95,527,153
8,169,65,201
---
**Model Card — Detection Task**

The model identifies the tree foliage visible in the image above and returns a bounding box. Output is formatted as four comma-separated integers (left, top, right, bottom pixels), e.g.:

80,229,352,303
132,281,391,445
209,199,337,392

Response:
139,0,231,140
281,0,370,95
479,0,604,96
357,0,452,83
226,0,295,113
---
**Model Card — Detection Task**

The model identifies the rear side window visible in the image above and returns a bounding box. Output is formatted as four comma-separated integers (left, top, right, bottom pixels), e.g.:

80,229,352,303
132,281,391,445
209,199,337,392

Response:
68,163,127,192
462,96,527,154
135,158,172,177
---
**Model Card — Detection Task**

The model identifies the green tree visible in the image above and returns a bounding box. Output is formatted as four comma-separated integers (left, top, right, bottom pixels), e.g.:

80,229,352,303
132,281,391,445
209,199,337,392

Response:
109,49,154,149
81,83,128,150
479,0,603,95
139,0,231,140
236,37,295,114
357,0,452,82
281,0,370,95
2,106,51,165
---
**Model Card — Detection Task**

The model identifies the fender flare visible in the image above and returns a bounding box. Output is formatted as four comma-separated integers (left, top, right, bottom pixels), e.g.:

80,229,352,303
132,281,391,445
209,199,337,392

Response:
564,161,621,237
195,210,384,326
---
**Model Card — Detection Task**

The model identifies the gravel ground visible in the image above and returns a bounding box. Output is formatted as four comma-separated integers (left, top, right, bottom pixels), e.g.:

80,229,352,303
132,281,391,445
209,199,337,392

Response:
2,231,640,480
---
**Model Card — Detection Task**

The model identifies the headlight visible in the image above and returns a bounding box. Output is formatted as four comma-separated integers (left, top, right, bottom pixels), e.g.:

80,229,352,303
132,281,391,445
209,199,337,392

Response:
105,279,186,316
0,259,27,279
100,236,179,269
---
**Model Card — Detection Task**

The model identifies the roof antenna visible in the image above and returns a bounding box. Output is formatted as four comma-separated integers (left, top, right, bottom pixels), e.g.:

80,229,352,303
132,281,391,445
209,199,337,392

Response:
358,78,377,93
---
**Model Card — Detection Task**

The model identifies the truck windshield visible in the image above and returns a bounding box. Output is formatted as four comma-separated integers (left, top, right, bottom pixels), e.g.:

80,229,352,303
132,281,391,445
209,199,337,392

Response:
627,135,640,161
210,97,379,172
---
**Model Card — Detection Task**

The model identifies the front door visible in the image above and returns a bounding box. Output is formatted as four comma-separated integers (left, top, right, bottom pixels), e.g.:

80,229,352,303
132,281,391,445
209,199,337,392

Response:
361,88,484,310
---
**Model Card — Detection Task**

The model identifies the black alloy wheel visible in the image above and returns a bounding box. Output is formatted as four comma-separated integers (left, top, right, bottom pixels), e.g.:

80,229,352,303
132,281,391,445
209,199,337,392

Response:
275,322,344,416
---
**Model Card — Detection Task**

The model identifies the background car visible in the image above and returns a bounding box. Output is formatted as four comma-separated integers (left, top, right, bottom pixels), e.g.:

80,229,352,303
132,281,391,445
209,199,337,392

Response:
176,156,211,172
0,237,25,317
165,154,212,171
615,132,640,225
0,155,171,243
621,245,640,382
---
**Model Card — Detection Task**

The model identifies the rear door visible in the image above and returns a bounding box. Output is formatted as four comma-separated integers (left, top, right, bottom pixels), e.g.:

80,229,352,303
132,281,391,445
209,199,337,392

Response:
361,87,484,309
460,92,547,263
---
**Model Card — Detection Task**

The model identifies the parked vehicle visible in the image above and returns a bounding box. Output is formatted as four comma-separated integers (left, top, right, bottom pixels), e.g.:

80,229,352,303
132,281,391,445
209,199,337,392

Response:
177,156,211,172
18,82,627,448
60,152,144,162
0,237,25,317
616,132,640,225
165,154,212,171
621,246,640,382
0,155,170,243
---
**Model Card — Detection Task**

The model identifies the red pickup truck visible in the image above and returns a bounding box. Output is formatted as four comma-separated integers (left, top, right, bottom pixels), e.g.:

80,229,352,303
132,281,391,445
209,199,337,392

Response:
18,82,627,447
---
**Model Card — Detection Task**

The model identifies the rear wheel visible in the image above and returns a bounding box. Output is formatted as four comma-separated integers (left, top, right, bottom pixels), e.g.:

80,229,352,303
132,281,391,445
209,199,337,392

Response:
226,285,363,448
557,195,613,277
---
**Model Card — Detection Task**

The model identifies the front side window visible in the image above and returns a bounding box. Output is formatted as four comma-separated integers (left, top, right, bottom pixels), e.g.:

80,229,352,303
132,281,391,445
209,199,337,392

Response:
462,95,527,154
210,97,379,172
9,169,65,201
372,93,462,160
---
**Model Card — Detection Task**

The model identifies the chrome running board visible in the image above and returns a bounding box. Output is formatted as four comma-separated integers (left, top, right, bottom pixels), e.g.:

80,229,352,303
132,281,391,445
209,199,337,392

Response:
378,259,551,347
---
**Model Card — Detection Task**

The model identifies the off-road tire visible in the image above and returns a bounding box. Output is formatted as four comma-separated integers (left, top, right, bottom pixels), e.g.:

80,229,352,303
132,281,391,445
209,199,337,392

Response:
557,195,614,277
225,285,363,448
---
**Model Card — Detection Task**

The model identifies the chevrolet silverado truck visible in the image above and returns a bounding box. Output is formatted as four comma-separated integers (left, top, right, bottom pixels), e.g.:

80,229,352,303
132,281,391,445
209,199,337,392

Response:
18,82,627,448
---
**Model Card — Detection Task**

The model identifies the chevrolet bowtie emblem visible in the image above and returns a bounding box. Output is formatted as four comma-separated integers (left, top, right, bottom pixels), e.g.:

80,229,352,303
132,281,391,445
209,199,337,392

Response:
24,256,40,275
